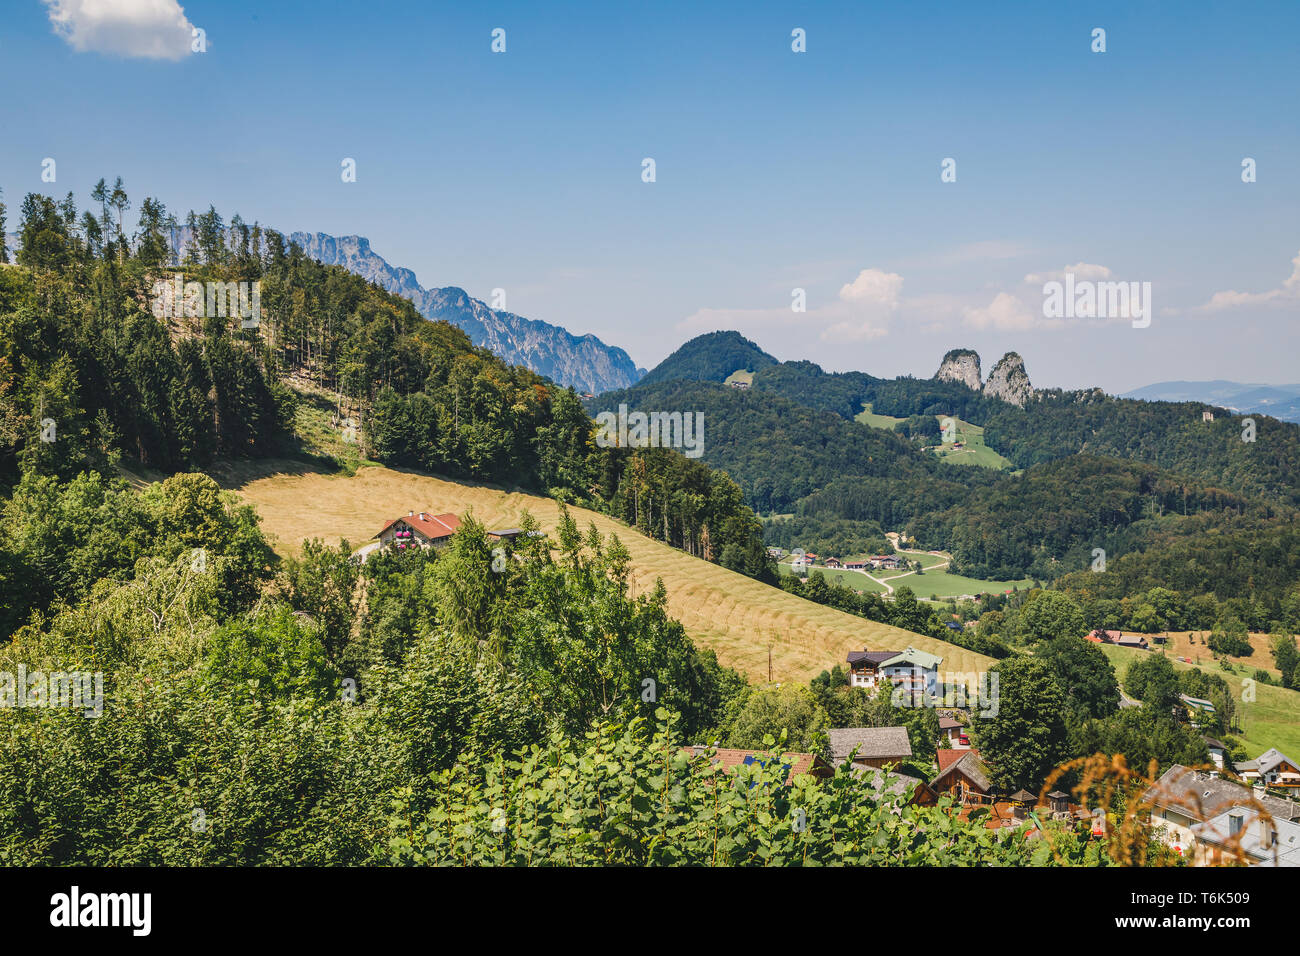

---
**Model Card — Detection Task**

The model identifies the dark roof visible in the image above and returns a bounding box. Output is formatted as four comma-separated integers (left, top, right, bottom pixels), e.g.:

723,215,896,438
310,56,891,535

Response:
938,716,963,730
853,767,934,803
1009,789,1037,802
931,751,993,793
1047,790,1069,799
1238,748,1298,775
827,727,913,764
846,649,898,666
1190,807,1300,867
1143,765,1300,823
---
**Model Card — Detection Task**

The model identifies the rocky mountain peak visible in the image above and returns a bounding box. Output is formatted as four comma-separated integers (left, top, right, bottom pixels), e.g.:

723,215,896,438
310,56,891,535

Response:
934,349,982,391
983,351,1035,406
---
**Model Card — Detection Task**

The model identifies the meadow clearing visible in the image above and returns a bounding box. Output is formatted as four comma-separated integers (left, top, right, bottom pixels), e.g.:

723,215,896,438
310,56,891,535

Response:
229,461,993,684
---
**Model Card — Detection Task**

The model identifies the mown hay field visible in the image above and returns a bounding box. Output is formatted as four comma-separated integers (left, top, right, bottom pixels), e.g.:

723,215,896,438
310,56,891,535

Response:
228,461,992,684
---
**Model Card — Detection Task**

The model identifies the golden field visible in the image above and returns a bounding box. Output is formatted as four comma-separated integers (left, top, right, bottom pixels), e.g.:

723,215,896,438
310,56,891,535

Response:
225,461,992,684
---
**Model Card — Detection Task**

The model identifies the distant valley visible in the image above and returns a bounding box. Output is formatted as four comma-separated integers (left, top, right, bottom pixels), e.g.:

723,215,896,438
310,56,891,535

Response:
1121,380,1300,424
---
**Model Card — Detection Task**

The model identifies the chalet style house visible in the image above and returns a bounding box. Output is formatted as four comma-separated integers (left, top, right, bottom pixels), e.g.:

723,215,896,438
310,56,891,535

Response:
374,511,461,551
683,746,831,784
826,726,912,769
1190,806,1300,867
939,715,968,748
845,646,943,694
1084,629,1149,649
1234,748,1300,790
846,650,896,689
1142,764,1300,858
931,749,994,804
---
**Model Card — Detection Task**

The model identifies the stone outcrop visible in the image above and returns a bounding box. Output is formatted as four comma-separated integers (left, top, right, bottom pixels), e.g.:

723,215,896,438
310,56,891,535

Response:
982,352,1035,407
934,349,982,390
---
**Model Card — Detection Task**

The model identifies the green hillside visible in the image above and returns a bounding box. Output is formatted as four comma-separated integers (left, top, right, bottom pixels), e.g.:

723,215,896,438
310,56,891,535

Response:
634,330,778,388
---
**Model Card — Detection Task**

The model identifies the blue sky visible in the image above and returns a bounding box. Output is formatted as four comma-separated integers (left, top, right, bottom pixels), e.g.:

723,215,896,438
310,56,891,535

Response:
3,1,1298,392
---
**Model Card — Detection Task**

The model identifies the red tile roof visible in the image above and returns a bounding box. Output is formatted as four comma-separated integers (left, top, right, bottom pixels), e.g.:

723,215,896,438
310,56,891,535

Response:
684,747,828,783
375,511,461,541
937,748,975,772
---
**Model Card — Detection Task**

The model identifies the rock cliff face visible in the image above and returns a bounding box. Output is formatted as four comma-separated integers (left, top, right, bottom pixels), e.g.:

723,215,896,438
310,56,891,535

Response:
152,227,642,394
982,352,1035,407
934,349,982,390
285,233,642,394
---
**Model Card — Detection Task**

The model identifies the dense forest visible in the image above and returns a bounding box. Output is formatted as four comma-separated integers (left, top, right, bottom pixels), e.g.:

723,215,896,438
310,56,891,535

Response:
0,184,770,587
635,329,777,388
612,334,1300,632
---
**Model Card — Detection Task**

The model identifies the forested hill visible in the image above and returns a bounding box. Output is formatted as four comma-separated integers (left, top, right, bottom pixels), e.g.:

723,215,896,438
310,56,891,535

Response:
635,330,778,387
637,331,1300,511
0,187,772,589
588,378,999,514
982,391,1300,507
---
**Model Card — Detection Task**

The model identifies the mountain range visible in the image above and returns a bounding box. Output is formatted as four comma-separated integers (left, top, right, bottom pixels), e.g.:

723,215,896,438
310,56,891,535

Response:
283,233,644,395
5,227,643,394
1120,380,1300,424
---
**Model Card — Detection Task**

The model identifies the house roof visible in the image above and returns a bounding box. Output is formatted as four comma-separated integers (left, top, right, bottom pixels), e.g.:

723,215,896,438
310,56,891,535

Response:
1009,789,1037,802
1203,737,1228,751
1179,693,1215,711
1143,765,1300,823
851,766,932,802
1237,747,1298,776
846,649,898,666
938,716,963,730
827,726,913,764
375,511,461,541
879,646,943,671
684,746,825,783
1190,807,1300,867
936,748,975,772
931,750,993,793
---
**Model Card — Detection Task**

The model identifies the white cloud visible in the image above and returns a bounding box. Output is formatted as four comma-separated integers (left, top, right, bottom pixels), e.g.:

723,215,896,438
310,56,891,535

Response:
1023,262,1112,285
963,292,1041,331
44,0,196,60
820,319,889,343
838,268,904,308
1197,249,1300,312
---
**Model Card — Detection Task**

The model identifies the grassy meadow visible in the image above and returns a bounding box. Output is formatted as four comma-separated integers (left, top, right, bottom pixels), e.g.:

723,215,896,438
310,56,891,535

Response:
229,461,992,684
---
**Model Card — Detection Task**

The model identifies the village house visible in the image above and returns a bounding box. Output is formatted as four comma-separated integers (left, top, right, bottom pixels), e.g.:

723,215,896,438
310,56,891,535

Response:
1203,737,1228,771
868,555,904,570
1141,764,1300,858
1115,633,1150,650
859,768,938,807
846,649,896,689
939,715,968,749
374,511,461,551
1179,693,1216,725
683,746,831,784
931,749,994,805
826,726,913,770
1086,629,1121,643
824,557,843,569
1234,748,1300,790
880,646,943,700
1190,806,1300,867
